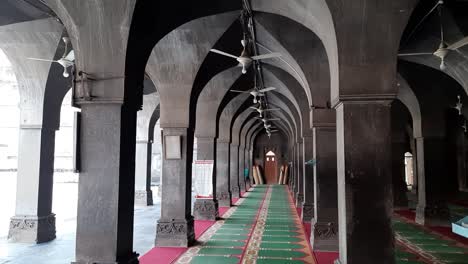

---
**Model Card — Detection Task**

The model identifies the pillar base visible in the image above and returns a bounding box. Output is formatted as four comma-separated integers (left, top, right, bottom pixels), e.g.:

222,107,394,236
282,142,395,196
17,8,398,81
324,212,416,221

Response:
239,181,246,193
135,190,153,206
302,204,314,223
231,186,241,198
245,178,251,191
8,214,56,243
194,199,219,221
72,252,139,264
155,217,195,247
296,193,304,208
217,191,232,207
416,203,450,226
311,221,339,252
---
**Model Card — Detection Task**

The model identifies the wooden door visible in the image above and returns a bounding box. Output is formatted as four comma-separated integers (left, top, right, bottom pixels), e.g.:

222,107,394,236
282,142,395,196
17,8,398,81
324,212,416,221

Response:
265,154,278,184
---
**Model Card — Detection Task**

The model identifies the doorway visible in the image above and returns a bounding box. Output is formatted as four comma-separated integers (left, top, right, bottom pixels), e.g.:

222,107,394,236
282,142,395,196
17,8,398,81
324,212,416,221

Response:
265,151,277,184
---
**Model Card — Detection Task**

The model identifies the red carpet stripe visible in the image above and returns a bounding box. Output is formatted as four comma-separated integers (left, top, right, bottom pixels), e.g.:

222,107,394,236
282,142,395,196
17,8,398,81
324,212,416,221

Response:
140,220,216,264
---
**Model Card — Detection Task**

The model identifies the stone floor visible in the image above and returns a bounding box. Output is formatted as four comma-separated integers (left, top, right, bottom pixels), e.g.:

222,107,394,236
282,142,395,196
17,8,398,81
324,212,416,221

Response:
0,172,162,264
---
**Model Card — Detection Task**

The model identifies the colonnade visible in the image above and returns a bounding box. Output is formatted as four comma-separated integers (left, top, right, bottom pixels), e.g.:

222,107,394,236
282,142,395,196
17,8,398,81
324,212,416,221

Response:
5,1,468,264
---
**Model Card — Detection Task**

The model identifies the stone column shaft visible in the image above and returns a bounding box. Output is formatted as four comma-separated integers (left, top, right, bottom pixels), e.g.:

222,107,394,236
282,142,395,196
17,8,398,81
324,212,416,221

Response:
156,127,195,247
296,142,304,207
312,127,338,252
243,148,251,190
229,144,241,198
238,145,246,193
216,141,231,207
73,103,138,264
290,147,296,194
9,126,56,243
336,101,394,264
135,140,153,206
415,137,450,226
302,136,314,223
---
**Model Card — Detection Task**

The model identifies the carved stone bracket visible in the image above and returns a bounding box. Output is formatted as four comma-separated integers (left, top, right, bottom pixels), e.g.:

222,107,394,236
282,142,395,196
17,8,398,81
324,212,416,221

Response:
194,199,219,221
155,217,195,247
296,193,304,207
302,204,315,222
217,191,232,207
231,186,241,198
8,214,56,243
239,180,246,192
134,190,153,206
314,222,337,240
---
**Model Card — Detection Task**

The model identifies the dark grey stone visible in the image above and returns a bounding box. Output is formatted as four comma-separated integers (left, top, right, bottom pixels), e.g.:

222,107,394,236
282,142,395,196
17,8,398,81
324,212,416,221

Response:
193,199,219,221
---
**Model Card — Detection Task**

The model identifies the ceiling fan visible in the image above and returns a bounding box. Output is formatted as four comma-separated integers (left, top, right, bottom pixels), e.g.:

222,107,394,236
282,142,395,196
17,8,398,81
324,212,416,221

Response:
231,87,276,103
398,0,468,71
250,105,281,118
210,38,282,74
27,37,75,77
266,129,279,138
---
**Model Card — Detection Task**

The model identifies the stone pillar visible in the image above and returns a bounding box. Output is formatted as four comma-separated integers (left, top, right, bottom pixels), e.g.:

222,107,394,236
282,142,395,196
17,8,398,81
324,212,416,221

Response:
230,144,241,198
248,148,253,186
243,148,251,190
135,140,153,206
8,125,56,243
335,101,394,264
238,145,246,192
415,137,450,226
73,102,139,264
311,126,338,252
392,142,409,208
156,127,195,247
193,137,218,221
302,135,314,223
296,141,304,207
290,147,296,194
216,140,232,207
134,94,159,206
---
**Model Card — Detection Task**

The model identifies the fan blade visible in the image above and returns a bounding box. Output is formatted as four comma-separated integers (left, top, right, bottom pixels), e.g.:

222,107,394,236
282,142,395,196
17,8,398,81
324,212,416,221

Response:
250,106,260,111
259,87,276,93
267,118,280,121
264,108,281,112
27,58,57,62
447,36,468,50
210,49,238,59
64,50,75,61
61,37,70,58
230,89,251,93
398,52,433,57
251,52,282,60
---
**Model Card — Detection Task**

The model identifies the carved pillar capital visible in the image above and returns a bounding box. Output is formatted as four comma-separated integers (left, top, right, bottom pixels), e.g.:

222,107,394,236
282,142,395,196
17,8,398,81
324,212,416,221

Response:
314,222,338,240
302,203,315,223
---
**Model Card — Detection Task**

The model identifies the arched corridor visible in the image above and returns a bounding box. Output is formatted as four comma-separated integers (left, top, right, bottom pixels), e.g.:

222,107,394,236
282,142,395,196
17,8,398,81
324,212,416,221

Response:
1,0,468,264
